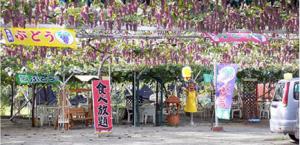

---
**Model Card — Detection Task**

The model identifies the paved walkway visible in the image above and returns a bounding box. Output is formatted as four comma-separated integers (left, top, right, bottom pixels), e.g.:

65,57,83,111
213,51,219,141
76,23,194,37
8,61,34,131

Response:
0,118,296,145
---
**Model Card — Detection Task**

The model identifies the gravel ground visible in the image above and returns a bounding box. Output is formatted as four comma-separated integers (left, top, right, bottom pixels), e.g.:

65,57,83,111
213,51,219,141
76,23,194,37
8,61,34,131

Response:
0,118,297,145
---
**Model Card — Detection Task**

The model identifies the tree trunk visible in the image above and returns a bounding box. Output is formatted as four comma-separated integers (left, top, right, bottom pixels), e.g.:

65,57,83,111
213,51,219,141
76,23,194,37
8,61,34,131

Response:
32,85,36,127
98,55,111,79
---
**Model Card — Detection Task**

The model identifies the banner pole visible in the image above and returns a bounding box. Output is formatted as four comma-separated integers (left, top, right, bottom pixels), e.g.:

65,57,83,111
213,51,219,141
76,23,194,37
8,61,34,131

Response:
109,57,111,90
214,64,218,127
212,63,223,132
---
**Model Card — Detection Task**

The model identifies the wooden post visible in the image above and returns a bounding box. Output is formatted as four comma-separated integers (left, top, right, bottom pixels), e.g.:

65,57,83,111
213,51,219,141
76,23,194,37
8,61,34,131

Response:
32,85,36,127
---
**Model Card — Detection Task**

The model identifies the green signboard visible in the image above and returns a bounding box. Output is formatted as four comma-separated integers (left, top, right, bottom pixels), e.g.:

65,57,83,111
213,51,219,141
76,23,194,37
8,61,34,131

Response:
16,73,59,85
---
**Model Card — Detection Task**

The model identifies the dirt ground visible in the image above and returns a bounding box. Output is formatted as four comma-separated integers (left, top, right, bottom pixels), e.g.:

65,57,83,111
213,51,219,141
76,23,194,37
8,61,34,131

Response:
0,118,297,145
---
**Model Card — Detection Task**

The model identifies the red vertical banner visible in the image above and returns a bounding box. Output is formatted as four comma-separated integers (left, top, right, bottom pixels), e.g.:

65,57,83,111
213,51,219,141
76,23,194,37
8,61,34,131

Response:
92,80,113,134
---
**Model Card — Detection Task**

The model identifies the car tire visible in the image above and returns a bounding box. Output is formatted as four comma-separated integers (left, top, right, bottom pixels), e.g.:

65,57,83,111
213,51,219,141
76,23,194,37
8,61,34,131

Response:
288,134,299,142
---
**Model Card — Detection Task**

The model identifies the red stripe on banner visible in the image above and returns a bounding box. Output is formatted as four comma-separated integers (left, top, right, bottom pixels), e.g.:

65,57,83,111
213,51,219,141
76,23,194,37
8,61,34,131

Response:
92,80,113,133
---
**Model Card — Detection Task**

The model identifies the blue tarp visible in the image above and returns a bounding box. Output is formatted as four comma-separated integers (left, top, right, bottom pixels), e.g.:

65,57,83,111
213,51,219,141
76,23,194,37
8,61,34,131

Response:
36,86,57,105
69,95,87,106
138,85,153,100
47,86,57,105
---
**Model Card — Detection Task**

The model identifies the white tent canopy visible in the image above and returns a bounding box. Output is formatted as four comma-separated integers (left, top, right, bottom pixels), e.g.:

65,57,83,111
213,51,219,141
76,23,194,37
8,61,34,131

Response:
74,75,99,82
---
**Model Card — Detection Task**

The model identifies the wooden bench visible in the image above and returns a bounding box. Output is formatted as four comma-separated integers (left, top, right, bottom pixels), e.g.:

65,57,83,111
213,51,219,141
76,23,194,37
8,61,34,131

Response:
69,107,86,128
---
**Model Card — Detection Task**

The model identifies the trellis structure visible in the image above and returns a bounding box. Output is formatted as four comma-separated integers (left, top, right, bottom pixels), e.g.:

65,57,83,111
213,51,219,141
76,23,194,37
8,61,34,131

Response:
75,27,299,40
241,78,258,119
1,0,299,129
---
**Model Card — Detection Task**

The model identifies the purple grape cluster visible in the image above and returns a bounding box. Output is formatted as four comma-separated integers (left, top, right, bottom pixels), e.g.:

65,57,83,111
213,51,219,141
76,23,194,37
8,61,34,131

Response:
57,32,70,44
2,0,299,33
60,33,69,44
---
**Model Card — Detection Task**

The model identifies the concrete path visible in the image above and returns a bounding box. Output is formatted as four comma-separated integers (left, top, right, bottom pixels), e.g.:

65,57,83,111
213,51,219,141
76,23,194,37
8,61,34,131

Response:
1,119,296,145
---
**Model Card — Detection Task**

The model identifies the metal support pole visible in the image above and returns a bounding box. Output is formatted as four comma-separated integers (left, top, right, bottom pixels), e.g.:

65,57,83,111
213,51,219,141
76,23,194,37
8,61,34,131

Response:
159,81,163,126
211,63,223,132
210,83,214,128
135,77,140,127
214,64,219,127
10,82,14,118
268,80,271,100
190,113,194,125
132,71,135,126
155,80,159,126
133,71,137,126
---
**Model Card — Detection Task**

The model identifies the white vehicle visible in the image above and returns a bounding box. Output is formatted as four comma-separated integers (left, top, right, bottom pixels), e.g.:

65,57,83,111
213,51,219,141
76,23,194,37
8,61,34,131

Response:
270,78,299,142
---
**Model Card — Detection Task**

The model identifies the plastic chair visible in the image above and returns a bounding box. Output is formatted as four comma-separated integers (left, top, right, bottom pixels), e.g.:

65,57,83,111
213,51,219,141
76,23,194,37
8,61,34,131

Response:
231,96,243,119
47,107,58,126
36,105,46,127
37,105,59,127
260,102,270,119
113,106,125,124
231,106,242,119
141,103,155,124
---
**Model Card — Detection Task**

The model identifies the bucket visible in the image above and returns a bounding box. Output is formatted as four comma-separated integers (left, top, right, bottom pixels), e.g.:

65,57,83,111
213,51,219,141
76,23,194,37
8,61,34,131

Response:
34,118,40,127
